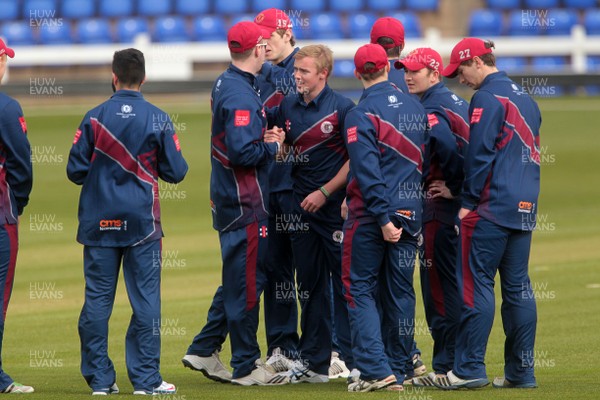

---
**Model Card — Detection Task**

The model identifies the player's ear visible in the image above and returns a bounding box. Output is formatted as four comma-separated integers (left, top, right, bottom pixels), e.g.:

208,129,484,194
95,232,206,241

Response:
112,72,118,86
354,70,362,80
140,76,146,86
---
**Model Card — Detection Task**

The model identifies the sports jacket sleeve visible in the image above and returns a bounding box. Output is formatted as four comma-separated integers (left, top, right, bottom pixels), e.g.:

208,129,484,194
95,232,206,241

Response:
67,112,94,185
428,111,463,196
345,110,390,227
157,117,188,183
0,100,32,215
462,90,504,210
265,104,282,129
223,97,278,167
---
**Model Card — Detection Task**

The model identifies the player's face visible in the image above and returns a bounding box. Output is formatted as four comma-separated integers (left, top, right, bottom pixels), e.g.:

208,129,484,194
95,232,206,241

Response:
294,56,327,101
457,59,483,90
254,40,268,73
404,67,436,96
0,54,6,82
265,29,291,65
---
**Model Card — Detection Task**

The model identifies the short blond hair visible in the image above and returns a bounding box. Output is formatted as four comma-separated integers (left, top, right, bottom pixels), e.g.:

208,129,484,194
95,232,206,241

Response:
295,44,333,78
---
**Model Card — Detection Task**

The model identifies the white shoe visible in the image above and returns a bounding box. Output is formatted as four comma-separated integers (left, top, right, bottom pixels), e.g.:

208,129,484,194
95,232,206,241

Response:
347,368,361,384
133,381,176,395
266,348,294,373
231,359,289,386
2,382,34,394
348,374,396,392
412,353,427,376
289,366,329,384
182,351,232,383
92,383,119,395
328,351,350,379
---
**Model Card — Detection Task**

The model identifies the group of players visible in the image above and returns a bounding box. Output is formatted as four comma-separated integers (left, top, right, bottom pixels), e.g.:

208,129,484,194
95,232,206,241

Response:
0,6,541,396
183,7,542,393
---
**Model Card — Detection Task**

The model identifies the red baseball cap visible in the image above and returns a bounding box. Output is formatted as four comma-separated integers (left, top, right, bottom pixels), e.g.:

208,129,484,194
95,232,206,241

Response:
395,47,443,72
0,39,15,58
228,21,269,53
370,17,405,50
354,44,389,75
442,37,494,78
254,8,292,35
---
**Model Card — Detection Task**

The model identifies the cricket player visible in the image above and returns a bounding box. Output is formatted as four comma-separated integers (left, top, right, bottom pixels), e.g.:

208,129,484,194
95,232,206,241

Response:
67,48,188,395
437,38,541,390
181,10,299,381
266,44,355,383
343,44,427,392
397,47,470,386
0,39,34,395
184,21,287,386
370,17,409,93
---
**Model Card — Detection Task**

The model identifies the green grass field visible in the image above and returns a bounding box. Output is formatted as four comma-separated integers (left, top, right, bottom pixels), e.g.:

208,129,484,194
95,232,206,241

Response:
5,96,599,399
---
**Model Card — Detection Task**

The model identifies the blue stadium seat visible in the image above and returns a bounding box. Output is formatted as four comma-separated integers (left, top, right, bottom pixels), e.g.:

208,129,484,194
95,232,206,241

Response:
153,16,189,42
531,55,568,71
76,18,112,43
405,0,438,11
584,9,600,35
546,9,578,36
138,0,171,16
192,15,226,41
292,24,311,40
0,0,19,20
176,0,210,15
310,13,344,39
290,0,325,14
347,13,377,39
486,0,520,9
524,0,559,8
367,0,403,12
496,56,528,72
564,0,596,9
215,0,247,15
507,10,542,36
38,21,73,44
1,21,36,45
333,59,355,77
251,0,286,13
390,12,422,37
24,0,58,20
61,0,94,19
469,9,503,36
330,0,364,13
99,0,133,17
115,17,149,42
587,55,600,70
230,14,255,27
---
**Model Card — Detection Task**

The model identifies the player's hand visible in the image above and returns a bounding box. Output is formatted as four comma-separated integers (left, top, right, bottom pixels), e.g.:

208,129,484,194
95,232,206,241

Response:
264,126,285,144
341,197,348,220
381,222,402,243
428,180,454,199
301,190,327,213
458,207,471,220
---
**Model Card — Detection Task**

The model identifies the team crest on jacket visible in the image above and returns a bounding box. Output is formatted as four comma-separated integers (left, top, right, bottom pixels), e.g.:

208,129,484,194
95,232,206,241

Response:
332,230,343,243
346,126,358,143
470,108,483,124
321,121,333,135
388,95,397,104
117,104,136,119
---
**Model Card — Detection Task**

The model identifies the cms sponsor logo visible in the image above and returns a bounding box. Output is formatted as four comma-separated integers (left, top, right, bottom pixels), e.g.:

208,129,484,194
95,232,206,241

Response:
99,219,127,231
517,201,535,214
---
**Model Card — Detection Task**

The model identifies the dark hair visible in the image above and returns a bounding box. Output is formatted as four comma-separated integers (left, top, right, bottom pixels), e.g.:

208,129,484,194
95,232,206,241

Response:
112,48,145,87
461,40,496,67
376,37,402,58
359,62,386,81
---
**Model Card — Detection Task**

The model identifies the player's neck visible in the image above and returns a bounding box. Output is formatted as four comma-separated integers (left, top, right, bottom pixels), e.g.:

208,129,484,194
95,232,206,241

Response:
271,47,294,66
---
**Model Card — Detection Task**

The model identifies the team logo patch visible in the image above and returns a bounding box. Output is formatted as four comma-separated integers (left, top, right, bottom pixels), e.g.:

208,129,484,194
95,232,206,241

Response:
346,126,358,144
117,104,136,119
73,129,82,144
332,230,343,243
99,219,127,231
518,201,534,214
321,121,333,134
259,225,268,238
18,116,27,133
173,133,181,151
395,209,415,220
388,95,397,104
470,108,483,124
235,110,251,127
427,113,439,128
